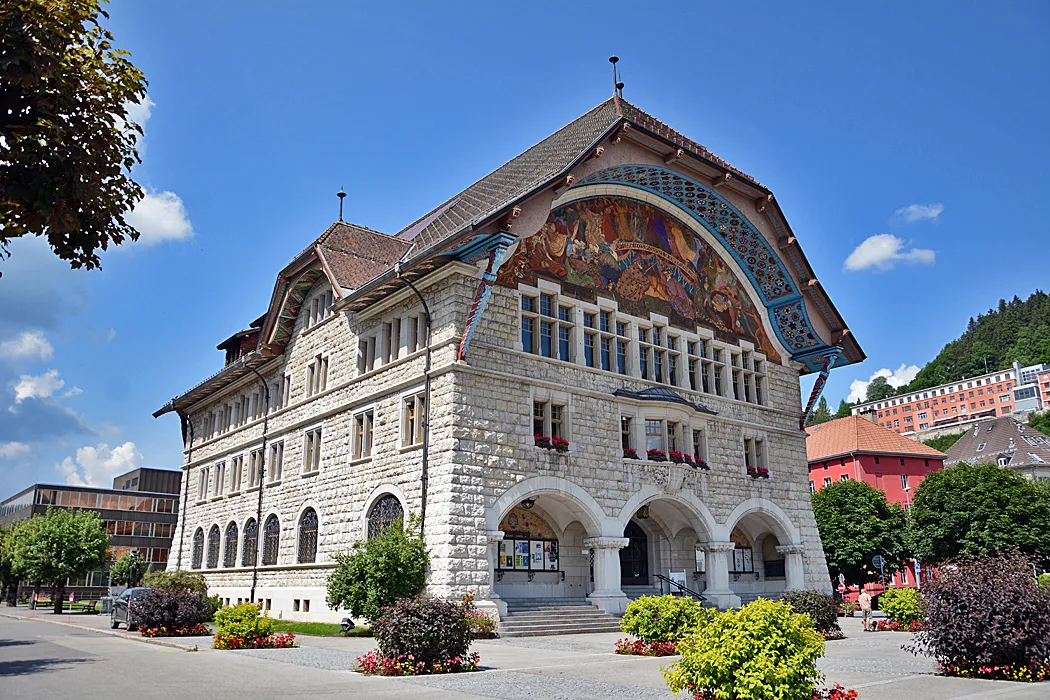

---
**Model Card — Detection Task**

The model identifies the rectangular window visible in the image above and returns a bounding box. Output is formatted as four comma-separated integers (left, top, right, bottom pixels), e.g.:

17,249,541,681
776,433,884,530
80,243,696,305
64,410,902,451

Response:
402,392,426,446
809,481,816,494
824,477,832,488
353,410,374,459
841,474,850,482
584,331,596,368
558,324,571,362
197,467,209,501
550,404,563,439
533,401,545,437
521,315,534,353
600,336,612,371
691,427,705,461
617,340,628,375
667,421,678,453
268,441,284,482
645,419,664,453
303,428,322,474
539,320,553,358
230,455,243,493
621,416,632,451
213,462,225,497
248,448,264,487
901,474,909,490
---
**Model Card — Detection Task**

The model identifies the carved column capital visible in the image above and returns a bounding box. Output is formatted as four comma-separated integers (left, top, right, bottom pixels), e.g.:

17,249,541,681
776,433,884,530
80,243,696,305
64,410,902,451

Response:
702,541,737,554
584,536,630,551
486,530,505,544
776,544,806,556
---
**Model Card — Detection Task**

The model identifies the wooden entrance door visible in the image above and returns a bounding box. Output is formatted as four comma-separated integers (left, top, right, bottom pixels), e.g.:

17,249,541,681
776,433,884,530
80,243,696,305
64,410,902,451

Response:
620,519,649,586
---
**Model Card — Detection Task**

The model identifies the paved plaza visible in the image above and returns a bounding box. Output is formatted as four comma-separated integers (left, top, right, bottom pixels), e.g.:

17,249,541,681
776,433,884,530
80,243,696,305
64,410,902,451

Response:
1,609,1046,699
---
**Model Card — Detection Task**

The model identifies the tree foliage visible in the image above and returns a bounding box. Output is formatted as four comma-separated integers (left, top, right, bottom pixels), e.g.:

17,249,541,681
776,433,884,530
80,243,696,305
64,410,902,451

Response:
326,518,428,621
10,508,108,613
910,463,1050,566
805,397,833,427
0,0,148,269
811,480,909,585
865,376,895,402
921,432,964,453
833,399,854,419
142,569,208,595
0,526,18,606
1028,411,1050,438
779,590,840,634
905,291,1050,393
108,551,144,586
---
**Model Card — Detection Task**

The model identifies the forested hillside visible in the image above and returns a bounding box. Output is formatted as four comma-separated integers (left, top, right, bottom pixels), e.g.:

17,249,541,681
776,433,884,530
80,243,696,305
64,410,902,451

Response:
904,290,1050,392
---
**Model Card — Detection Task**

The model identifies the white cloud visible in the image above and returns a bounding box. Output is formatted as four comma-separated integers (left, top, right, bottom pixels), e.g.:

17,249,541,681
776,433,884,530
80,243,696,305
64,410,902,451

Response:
847,364,922,402
0,441,30,459
127,191,194,244
124,94,155,132
62,386,83,399
895,203,944,223
0,330,53,361
12,369,64,403
57,441,143,487
844,234,935,272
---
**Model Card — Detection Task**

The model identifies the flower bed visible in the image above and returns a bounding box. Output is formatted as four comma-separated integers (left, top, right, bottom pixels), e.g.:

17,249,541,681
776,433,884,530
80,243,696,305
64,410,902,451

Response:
213,632,297,649
939,660,1050,682
873,619,923,632
691,685,859,700
614,638,678,656
355,649,480,676
141,623,209,638
821,628,846,640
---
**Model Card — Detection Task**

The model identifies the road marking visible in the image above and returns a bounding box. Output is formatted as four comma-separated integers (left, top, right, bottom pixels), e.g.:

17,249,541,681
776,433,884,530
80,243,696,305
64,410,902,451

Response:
852,674,929,688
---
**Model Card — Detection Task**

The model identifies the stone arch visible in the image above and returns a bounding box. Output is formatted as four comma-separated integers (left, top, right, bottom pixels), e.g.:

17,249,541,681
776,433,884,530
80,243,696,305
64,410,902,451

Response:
486,476,609,536
361,484,409,540
616,486,718,540
719,497,800,544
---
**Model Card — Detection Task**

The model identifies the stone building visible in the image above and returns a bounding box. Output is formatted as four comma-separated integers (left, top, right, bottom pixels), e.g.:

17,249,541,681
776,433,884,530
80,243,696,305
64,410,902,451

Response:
154,96,864,621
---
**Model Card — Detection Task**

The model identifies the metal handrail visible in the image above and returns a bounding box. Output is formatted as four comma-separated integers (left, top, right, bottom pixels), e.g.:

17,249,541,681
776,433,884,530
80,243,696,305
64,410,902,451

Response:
653,573,707,602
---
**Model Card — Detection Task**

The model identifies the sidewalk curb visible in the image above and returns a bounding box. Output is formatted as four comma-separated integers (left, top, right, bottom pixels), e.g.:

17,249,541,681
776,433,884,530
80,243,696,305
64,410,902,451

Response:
0,611,206,652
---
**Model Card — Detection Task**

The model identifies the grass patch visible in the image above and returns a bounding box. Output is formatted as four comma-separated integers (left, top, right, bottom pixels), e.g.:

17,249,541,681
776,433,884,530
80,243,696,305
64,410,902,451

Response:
269,621,371,637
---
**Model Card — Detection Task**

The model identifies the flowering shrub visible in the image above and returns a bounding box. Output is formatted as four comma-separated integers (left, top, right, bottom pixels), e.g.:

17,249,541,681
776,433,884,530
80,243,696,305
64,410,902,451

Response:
821,628,846,640
461,590,496,636
873,619,923,632
837,601,858,616
213,632,296,649
647,449,667,462
938,661,1050,682
812,685,860,700
620,595,714,644
370,596,473,669
669,451,685,464
906,553,1050,677
135,589,211,633
756,466,769,478
615,638,678,656
551,436,569,453
533,434,552,449
623,447,639,459
141,623,209,638
354,649,480,676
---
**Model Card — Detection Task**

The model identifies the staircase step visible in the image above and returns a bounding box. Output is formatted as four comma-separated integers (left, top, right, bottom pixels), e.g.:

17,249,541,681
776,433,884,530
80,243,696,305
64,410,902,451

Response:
499,622,623,638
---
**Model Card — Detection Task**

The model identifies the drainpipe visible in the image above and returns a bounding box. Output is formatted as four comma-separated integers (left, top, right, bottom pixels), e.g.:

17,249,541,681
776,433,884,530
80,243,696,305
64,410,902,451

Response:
395,261,432,534
245,361,271,604
175,410,194,570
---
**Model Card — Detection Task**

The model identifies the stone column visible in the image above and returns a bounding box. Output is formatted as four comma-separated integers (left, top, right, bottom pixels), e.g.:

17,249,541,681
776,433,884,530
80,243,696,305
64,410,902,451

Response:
584,536,630,615
702,542,741,610
776,544,806,591
476,530,506,619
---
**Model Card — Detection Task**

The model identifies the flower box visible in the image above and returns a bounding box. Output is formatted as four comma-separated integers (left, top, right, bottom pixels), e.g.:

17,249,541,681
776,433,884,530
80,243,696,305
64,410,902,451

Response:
695,459,711,471
669,451,685,464
756,466,770,478
622,447,639,459
551,436,570,453
534,434,552,449
746,466,759,478
647,449,667,462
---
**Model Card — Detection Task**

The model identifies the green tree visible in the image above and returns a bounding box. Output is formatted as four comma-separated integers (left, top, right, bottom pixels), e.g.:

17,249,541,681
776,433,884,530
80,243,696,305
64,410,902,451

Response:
865,376,895,402
911,463,1050,566
1028,411,1050,438
0,526,19,606
326,518,428,621
10,508,108,613
0,0,148,269
107,551,144,586
805,396,833,426
811,480,909,585
922,432,964,453
834,399,854,419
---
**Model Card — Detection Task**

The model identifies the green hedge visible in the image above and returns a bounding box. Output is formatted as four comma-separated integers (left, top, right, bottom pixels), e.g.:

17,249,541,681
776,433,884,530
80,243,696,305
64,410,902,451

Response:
620,595,714,644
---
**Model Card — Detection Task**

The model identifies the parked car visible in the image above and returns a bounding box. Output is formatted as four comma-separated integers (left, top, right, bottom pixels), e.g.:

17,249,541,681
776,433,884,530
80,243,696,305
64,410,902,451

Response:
110,587,149,630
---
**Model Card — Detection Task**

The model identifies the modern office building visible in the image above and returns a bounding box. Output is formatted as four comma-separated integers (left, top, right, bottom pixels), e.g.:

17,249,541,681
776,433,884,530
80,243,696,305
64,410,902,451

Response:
0,467,182,597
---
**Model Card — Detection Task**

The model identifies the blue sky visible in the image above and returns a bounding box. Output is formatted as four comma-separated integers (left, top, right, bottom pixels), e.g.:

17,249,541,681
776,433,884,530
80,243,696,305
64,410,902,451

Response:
1,1,1048,496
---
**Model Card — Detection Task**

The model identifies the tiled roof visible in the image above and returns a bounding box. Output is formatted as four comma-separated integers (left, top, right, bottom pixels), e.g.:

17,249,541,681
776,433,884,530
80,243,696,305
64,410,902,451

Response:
806,415,946,462
944,415,1050,468
395,96,762,254
315,222,411,291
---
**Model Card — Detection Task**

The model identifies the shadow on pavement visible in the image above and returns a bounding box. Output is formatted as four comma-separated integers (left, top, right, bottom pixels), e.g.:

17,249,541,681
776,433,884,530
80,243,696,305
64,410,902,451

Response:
0,639,37,648
0,657,93,677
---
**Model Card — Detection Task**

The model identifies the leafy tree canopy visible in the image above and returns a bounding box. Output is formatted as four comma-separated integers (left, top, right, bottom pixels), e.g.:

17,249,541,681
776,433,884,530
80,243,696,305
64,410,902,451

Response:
833,399,854,419
922,432,964,453
10,508,108,612
0,0,148,269
1028,411,1050,438
811,480,909,585
108,551,144,586
326,517,428,621
805,396,833,426
911,463,1050,566
865,376,895,402
0,526,19,605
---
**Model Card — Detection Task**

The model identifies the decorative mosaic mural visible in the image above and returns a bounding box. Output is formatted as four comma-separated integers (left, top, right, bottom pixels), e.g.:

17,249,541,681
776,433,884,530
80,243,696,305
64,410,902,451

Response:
497,195,781,361
499,505,556,540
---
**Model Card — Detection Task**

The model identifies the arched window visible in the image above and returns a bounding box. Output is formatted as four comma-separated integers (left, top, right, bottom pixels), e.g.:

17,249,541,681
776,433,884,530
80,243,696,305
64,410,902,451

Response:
367,495,404,539
223,522,239,568
297,508,318,563
191,528,204,569
262,515,280,565
206,525,221,568
242,518,258,567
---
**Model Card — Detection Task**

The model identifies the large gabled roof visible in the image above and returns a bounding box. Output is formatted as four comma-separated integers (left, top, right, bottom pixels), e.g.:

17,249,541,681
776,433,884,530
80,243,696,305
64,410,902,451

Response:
945,415,1050,468
806,415,946,462
315,222,411,291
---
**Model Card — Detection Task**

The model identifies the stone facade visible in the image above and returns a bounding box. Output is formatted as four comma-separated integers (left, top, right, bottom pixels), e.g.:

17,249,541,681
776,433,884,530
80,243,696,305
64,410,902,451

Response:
163,104,848,623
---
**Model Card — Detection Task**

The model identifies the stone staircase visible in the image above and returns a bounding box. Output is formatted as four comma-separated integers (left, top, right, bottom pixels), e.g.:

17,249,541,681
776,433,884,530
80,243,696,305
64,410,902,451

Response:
498,598,623,637
621,585,661,599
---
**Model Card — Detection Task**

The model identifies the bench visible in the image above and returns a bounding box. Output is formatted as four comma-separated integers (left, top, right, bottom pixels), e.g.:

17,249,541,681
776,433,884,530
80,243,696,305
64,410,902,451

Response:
77,599,99,613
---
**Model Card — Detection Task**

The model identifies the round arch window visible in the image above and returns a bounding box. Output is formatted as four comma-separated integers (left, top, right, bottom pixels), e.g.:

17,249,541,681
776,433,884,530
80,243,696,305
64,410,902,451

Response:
206,525,221,568
262,515,280,565
298,508,318,563
191,528,204,569
223,522,239,568
242,518,258,567
367,495,404,539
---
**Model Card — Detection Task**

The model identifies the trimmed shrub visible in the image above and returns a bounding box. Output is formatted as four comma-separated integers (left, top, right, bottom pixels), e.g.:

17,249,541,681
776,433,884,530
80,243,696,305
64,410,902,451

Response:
620,595,714,644
206,594,222,620
370,596,472,668
214,602,275,640
142,570,208,595
878,587,923,625
780,590,840,634
1038,573,1050,592
906,552,1050,677
663,598,825,700
134,589,210,634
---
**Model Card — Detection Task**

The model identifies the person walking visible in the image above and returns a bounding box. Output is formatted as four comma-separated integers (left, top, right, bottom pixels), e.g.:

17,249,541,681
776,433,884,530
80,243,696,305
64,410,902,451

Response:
858,588,873,631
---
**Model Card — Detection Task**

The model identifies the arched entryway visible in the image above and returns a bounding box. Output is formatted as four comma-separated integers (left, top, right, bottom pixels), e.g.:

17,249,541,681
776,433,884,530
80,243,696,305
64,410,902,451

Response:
620,520,649,586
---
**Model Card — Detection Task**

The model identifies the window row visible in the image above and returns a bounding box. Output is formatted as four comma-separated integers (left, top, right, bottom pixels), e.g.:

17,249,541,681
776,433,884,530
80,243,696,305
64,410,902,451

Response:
519,287,766,406
619,415,708,461
35,490,176,513
197,442,284,500
102,520,175,539
357,309,428,376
